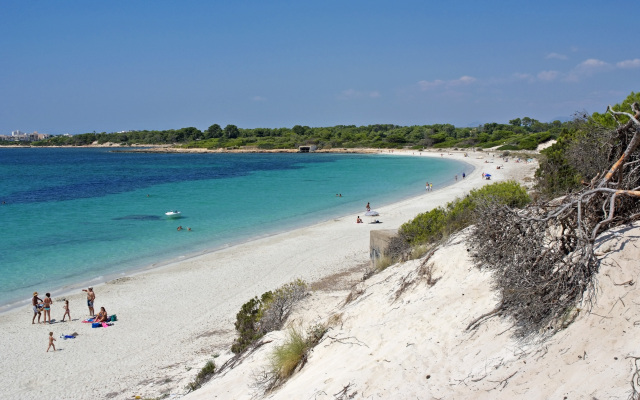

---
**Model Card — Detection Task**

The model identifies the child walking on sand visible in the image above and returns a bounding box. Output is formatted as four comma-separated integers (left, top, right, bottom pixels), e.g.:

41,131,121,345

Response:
47,332,56,352
62,299,71,322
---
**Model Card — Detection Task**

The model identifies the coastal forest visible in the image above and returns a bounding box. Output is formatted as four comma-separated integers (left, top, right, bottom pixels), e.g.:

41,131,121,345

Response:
32,118,559,150
24,92,638,153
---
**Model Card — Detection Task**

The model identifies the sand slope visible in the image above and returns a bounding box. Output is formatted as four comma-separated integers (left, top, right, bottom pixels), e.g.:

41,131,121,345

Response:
186,223,640,400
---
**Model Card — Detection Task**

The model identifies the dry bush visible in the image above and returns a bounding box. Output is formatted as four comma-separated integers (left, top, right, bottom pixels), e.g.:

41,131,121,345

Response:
259,279,309,333
344,286,363,305
467,102,640,337
232,279,308,354
387,234,411,261
327,313,343,328
418,261,440,286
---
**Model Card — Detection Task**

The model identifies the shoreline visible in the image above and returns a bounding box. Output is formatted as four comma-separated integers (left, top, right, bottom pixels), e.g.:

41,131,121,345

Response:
0,149,470,314
0,149,537,400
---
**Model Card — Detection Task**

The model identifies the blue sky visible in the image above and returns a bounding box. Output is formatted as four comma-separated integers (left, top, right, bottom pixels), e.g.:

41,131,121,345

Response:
1,0,637,135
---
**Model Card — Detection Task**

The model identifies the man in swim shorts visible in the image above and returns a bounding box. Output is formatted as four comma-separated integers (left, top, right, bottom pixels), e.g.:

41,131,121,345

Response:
32,292,42,324
83,287,95,316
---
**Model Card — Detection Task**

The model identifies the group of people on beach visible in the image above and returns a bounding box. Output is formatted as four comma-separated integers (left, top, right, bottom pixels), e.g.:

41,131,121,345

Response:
31,292,66,325
426,172,466,191
357,202,372,224
33,287,110,352
32,287,99,325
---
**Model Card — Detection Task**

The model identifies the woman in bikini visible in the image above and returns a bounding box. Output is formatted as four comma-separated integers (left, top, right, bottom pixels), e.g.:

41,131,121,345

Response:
94,307,108,323
43,293,53,324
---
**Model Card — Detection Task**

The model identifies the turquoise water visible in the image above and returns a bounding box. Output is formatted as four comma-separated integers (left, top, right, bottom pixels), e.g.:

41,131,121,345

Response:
0,148,469,309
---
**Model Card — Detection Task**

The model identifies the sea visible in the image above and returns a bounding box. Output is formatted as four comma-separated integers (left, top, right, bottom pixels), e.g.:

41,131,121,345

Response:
0,148,469,311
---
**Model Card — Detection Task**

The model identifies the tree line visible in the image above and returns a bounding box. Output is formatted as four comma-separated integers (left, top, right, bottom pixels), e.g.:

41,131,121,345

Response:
28,119,562,150
21,92,637,151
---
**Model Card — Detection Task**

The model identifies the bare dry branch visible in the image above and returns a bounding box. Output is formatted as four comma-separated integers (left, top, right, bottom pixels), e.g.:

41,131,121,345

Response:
467,102,640,338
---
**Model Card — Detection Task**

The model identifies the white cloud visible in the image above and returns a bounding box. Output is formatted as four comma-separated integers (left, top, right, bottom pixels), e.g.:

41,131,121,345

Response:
451,75,476,86
617,59,640,69
546,52,568,60
578,58,610,69
417,76,476,91
251,96,266,102
537,70,559,81
565,58,612,82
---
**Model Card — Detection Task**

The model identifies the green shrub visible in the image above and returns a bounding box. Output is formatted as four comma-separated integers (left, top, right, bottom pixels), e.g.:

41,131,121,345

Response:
187,360,216,392
267,323,327,386
497,144,519,151
400,181,530,245
231,280,308,354
231,291,272,354
270,327,308,379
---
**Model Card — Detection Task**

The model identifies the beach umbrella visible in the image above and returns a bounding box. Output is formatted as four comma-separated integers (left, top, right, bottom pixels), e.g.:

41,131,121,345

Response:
365,210,381,223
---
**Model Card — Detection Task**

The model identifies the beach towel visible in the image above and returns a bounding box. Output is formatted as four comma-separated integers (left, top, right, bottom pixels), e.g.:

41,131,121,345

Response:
82,318,95,323
91,322,113,328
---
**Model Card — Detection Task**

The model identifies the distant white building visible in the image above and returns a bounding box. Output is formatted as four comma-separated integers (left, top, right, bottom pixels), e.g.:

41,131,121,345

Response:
1,130,50,142
28,132,50,141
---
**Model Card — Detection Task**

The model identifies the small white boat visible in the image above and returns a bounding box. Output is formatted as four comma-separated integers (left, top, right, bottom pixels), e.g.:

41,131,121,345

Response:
165,210,182,218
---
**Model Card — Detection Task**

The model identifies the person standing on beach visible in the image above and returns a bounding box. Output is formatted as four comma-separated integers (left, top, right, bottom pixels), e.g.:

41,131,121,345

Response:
47,332,56,352
83,287,95,316
366,202,371,211
61,299,71,322
32,292,42,324
43,293,53,324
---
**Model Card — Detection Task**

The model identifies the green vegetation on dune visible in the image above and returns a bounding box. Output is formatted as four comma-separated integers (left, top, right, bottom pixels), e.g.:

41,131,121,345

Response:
399,181,531,246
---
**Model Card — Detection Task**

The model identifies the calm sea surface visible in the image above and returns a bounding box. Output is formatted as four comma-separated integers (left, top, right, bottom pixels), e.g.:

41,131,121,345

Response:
0,148,469,309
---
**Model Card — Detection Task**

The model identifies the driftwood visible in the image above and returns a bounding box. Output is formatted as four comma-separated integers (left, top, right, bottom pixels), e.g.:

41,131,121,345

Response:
467,102,640,338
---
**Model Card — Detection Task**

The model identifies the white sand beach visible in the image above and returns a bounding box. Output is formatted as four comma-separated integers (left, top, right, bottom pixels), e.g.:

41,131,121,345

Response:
0,150,537,399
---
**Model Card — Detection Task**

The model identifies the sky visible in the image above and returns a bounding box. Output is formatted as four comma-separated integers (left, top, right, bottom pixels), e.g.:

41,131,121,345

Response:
1,0,638,135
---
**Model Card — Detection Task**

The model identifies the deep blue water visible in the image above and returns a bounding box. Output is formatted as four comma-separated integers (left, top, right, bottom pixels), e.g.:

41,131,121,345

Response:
0,148,469,309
